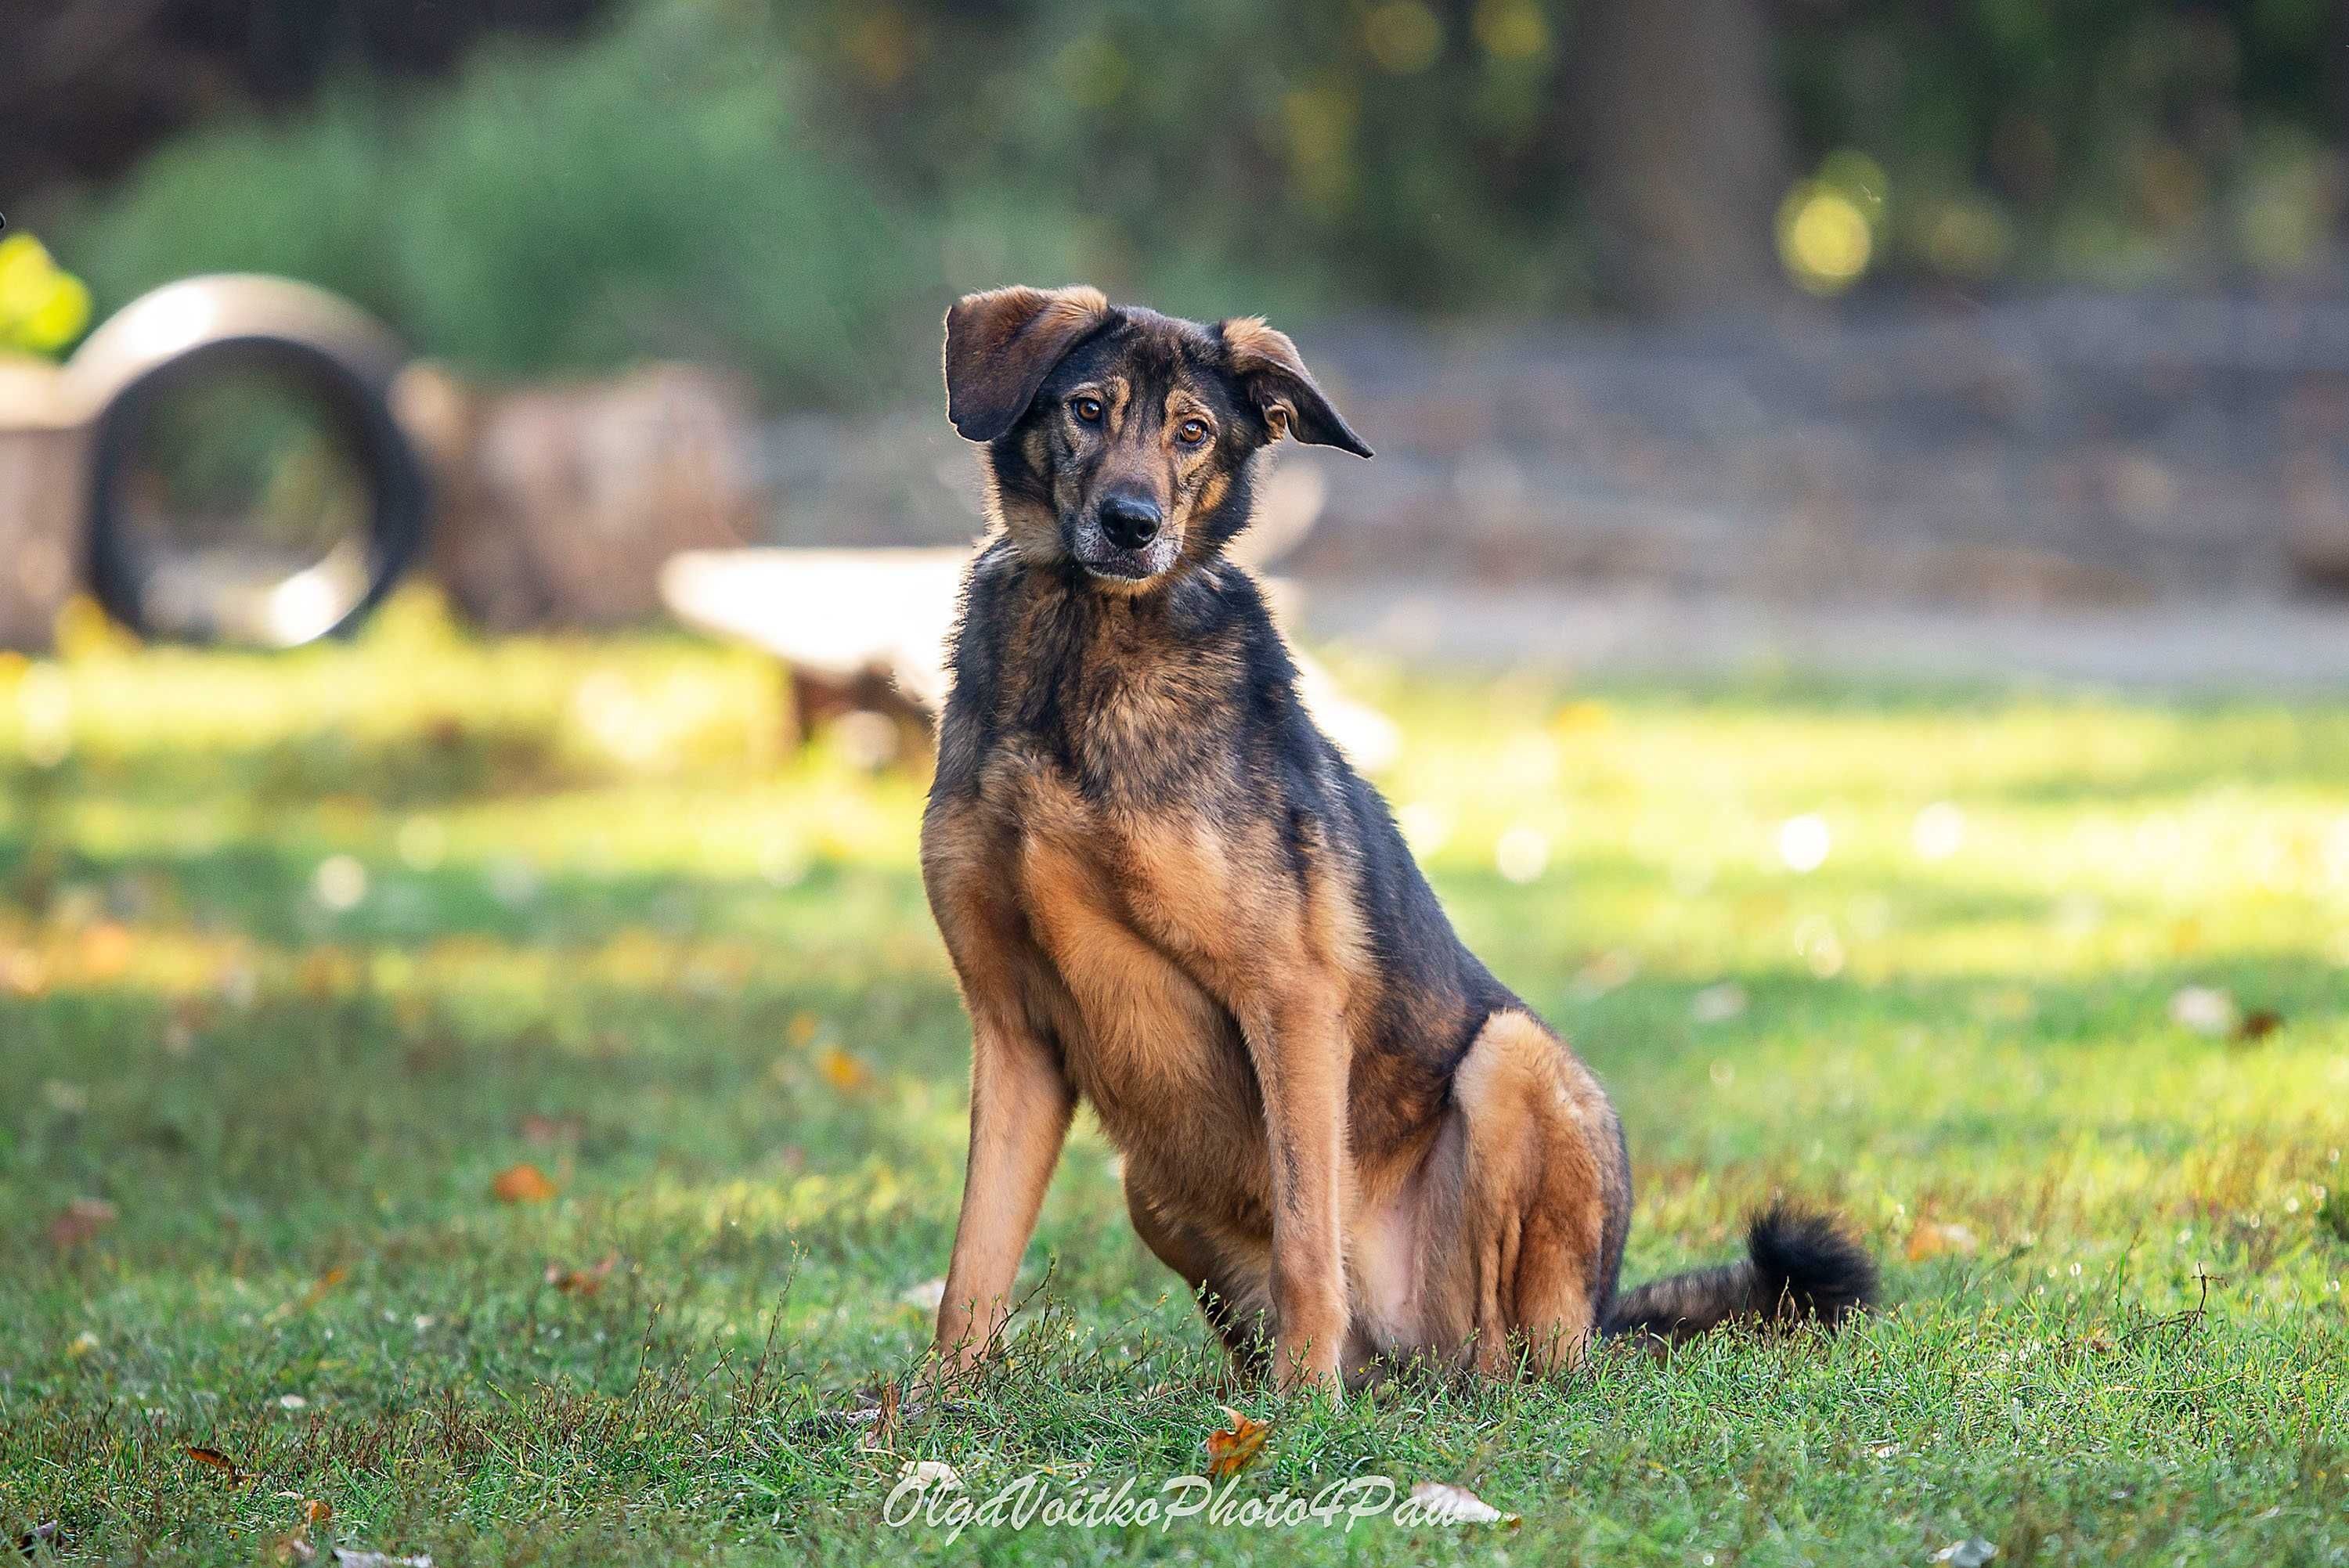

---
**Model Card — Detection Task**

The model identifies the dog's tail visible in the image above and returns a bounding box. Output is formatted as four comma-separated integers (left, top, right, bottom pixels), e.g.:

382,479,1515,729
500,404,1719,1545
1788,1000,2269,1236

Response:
1603,1204,1877,1345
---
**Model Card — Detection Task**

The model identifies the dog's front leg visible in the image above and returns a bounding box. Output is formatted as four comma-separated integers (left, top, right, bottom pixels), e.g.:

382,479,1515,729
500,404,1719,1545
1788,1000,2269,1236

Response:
933,1000,1074,1376
1239,986,1351,1395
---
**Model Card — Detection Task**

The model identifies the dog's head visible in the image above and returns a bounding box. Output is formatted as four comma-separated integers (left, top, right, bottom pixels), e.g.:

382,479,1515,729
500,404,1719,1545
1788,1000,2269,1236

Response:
944,287,1371,590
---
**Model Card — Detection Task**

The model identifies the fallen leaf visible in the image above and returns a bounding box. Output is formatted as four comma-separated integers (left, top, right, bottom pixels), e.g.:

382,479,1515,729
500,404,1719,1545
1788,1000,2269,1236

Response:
47,1197,117,1250
2168,986,2237,1038
2233,1008,2282,1044
1572,949,1638,999
186,1445,255,1487
895,1459,962,1493
1406,1480,1518,1526
859,1380,902,1454
816,1046,871,1093
516,1112,583,1146
79,921,132,979
490,1163,558,1204
1905,1220,1980,1263
298,948,359,1000
1932,1540,1997,1567
2,949,47,998
1203,1405,1269,1479
545,1253,618,1294
269,1496,334,1568
17,1521,60,1554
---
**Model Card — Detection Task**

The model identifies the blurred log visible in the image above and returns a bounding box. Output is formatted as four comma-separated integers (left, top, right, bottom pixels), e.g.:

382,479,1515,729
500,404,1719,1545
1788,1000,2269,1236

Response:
399,362,760,629
0,360,91,651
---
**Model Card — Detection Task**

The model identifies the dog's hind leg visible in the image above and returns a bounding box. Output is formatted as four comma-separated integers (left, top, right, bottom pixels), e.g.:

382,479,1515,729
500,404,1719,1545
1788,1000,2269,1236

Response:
1423,1009,1630,1375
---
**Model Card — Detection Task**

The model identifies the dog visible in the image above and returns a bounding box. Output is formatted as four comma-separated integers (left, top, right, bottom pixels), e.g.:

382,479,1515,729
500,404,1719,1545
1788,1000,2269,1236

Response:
920,286,1875,1392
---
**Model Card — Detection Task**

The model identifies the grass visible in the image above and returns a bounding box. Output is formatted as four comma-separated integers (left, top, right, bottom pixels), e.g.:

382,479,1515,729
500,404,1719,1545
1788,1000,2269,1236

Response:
3,595,2347,1564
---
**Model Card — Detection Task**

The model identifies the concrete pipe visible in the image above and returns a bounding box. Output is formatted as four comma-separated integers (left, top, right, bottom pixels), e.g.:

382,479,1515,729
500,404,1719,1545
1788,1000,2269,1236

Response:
61,274,428,646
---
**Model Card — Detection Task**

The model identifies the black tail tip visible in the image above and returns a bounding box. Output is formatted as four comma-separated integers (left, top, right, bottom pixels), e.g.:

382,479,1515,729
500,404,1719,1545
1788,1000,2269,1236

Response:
1748,1203,1878,1327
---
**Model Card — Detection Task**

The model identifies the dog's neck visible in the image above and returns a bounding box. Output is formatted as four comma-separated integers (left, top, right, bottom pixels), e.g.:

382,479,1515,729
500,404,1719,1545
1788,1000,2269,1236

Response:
1003,551,1250,690
963,543,1290,798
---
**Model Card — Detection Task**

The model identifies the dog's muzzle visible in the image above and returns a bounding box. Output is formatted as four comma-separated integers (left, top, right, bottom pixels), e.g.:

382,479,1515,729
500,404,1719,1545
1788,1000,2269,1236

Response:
1071,497,1178,582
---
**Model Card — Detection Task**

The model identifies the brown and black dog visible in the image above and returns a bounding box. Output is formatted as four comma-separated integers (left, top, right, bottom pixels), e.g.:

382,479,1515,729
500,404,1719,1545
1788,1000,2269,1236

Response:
921,286,1875,1393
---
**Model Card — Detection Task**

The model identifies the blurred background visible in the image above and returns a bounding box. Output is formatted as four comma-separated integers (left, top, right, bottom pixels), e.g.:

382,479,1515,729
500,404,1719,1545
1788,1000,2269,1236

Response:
4,0,2349,683
5,16,2349,1554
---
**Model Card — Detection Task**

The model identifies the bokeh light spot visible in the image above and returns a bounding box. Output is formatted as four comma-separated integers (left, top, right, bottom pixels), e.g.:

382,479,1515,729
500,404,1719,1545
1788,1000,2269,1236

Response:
1777,185,1874,295
1474,0,1551,63
1363,2,1443,74
1777,813,1832,873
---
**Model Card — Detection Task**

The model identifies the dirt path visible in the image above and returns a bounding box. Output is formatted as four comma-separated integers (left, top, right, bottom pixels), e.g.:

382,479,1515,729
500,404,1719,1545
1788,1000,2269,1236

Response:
1297,581,2349,690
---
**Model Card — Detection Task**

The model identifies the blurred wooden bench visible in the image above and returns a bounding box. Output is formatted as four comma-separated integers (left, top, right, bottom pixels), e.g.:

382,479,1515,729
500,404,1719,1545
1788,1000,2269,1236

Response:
661,546,967,758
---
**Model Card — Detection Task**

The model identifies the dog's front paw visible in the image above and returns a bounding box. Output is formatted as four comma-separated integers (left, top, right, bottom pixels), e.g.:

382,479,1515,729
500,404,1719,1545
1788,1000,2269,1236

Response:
1273,1336,1345,1404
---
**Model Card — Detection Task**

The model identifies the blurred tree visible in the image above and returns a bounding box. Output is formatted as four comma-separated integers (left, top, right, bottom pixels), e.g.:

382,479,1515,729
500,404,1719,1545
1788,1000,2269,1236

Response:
0,0,609,201
1575,0,1795,315
20,0,2349,397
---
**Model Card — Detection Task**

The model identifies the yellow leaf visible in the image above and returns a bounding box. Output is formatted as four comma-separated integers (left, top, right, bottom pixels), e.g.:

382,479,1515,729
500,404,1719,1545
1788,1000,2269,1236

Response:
816,1046,871,1093
78,921,132,980
21,272,90,352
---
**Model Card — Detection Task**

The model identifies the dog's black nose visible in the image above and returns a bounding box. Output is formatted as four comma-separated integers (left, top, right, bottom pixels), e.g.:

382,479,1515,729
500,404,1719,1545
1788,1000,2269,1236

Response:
1098,494,1162,550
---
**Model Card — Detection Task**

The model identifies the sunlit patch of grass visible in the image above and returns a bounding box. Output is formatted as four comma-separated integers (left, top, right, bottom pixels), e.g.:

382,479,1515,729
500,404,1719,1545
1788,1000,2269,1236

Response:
3,604,2347,1563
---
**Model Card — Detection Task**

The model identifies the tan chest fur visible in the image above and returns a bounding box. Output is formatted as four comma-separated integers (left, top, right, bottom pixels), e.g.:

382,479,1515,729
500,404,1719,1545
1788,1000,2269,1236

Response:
964,742,1279,1227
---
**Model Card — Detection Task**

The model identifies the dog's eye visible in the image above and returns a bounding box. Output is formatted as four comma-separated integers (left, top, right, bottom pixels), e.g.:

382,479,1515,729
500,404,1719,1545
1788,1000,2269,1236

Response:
1176,418,1211,446
1072,396,1104,425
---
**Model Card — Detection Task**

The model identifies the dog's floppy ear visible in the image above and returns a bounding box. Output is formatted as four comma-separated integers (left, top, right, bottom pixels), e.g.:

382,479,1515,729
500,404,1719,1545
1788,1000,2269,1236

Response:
1219,316,1373,458
943,285,1112,443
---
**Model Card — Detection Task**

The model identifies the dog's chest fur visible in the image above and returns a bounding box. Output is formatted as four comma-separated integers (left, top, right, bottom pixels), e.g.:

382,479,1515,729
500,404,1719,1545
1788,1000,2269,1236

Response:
926,556,1320,1220
985,756,1274,1209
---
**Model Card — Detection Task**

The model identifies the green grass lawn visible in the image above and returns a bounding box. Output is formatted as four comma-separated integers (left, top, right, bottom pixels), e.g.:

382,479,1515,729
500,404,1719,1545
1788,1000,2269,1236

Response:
5,600,2347,1564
